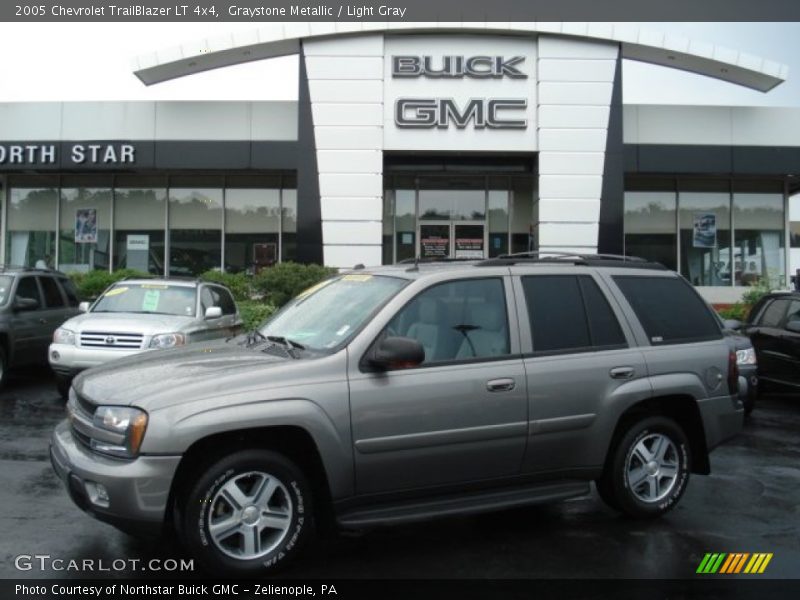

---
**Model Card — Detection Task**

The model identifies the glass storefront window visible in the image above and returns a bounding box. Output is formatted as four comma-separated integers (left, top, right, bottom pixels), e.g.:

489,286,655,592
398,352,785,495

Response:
59,179,112,273
394,188,416,263
281,184,297,263
6,177,58,268
487,178,509,258
679,180,731,287
511,177,534,254
225,175,281,274
114,176,166,275
419,177,485,221
789,190,800,288
624,178,677,271
732,182,785,287
169,178,223,276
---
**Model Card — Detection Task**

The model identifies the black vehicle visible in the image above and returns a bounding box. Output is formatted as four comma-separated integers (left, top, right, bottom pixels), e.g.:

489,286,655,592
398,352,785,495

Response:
741,292,800,395
0,266,81,389
718,315,759,414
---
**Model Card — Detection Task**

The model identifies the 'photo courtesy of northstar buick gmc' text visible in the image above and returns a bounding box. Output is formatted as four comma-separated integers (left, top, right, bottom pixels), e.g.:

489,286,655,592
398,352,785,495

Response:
49,254,745,574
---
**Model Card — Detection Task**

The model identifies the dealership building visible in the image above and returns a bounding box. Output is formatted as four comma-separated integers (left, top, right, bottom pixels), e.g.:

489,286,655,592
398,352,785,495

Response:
1,23,799,302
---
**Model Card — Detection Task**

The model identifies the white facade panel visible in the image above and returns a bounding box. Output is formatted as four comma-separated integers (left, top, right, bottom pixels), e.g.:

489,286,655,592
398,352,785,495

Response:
539,105,610,129
322,221,384,245
539,152,605,175
61,102,156,140
539,175,604,199
635,105,732,145
314,126,383,150
318,173,383,197
538,82,614,106
308,80,383,103
537,222,600,247
538,59,617,82
250,102,298,141
305,56,383,79
383,35,538,152
155,102,251,140
316,150,382,173
303,35,384,57
537,199,601,223
320,197,383,221
538,36,619,59
312,103,383,127
539,129,608,151
0,103,62,140
731,107,800,146
324,244,383,268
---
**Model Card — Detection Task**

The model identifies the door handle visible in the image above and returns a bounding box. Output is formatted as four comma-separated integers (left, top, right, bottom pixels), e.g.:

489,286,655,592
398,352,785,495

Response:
609,367,635,380
39,318,47,324
487,378,515,392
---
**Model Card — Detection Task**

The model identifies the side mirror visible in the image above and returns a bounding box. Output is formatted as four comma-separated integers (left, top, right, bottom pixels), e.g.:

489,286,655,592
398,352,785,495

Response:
369,336,425,370
205,306,223,319
14,297,39,311
786,321,800,334
78,301,90,313
723,319,742,331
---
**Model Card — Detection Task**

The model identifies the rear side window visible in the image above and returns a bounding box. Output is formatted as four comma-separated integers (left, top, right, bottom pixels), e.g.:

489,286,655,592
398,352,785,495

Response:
57,278,80,307
15,277,41,307
39,277,65,308
522,275,626,354
613,276,721,345
758,298,790,328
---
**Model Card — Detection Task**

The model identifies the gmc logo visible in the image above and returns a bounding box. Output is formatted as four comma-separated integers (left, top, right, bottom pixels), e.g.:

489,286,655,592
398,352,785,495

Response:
392,55,527,79
395,98,527,129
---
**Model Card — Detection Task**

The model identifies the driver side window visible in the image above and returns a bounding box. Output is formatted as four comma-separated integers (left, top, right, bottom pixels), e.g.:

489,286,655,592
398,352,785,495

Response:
386,278,510,364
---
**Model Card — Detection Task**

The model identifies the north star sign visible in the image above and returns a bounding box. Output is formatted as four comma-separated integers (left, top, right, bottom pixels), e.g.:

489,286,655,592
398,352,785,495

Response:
392,55,529,130
0,143,135,166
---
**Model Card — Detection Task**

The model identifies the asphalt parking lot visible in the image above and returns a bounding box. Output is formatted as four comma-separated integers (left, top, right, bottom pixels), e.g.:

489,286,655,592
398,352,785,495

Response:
0,368,798,580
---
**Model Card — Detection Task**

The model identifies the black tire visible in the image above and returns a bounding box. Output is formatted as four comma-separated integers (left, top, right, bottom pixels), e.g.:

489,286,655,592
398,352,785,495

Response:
55,374,72,399
597,416,691,519
180,449,313,575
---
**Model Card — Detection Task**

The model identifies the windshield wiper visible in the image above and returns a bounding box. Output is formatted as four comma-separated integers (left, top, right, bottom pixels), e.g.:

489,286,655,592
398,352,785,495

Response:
266,335,306,351
230,329,268,345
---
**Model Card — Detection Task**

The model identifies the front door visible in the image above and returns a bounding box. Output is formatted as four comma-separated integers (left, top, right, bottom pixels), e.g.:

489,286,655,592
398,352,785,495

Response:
418,222,486,260
348,275,527,495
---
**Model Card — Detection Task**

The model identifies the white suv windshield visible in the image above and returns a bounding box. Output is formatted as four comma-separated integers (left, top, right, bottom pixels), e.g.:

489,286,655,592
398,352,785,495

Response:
92,283,197,317
0,275,12,305
259,274,406,351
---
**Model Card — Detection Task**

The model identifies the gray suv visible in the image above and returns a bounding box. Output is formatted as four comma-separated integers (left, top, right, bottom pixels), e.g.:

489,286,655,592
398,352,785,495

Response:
0,266,81,389
50,255,744,574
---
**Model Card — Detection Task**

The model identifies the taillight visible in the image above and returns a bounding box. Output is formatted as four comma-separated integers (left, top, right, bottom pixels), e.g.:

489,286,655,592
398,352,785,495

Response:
727,350,738,395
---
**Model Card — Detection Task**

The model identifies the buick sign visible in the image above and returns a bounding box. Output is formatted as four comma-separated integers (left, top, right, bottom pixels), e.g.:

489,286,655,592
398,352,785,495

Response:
392,55,528,130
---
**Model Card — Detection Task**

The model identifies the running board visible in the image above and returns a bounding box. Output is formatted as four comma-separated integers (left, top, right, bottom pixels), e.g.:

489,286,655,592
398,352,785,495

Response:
336,480,590,528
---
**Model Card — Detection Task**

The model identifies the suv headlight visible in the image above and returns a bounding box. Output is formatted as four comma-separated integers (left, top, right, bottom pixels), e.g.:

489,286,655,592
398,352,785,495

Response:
149,333,186,349
736,348,757,366
53,328,76,346
92,406,148,458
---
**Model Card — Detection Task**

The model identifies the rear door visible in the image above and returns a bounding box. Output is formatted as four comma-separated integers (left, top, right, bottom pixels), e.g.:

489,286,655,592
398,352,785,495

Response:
515,269,649,474
776,299,800,387
745,297,791,384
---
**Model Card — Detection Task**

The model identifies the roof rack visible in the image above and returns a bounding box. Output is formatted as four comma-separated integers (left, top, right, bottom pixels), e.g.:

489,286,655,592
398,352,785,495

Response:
476,252,667,270
0,264,59,274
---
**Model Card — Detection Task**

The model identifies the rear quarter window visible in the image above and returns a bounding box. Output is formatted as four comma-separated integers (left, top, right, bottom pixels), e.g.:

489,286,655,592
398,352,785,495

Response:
613,275,722,345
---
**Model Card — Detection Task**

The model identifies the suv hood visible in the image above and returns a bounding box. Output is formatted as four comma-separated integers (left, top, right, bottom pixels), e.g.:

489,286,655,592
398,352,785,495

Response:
63,312,195,335
74,340,293,410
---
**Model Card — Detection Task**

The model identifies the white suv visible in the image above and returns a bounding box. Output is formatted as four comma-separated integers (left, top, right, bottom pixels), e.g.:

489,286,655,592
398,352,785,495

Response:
49,278,243,397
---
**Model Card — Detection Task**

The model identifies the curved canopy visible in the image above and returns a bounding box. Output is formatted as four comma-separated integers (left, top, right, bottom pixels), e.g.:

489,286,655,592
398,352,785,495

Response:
132,22,787,92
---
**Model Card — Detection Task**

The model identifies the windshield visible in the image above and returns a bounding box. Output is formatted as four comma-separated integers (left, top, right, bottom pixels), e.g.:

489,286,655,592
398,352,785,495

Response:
92,283,197,317
0,275,11,306
259,274,407,351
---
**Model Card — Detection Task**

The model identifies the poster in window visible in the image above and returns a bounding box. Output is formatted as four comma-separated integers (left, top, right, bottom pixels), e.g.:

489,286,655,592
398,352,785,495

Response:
75,208,97,244
693,212,716,248
253,243,277,267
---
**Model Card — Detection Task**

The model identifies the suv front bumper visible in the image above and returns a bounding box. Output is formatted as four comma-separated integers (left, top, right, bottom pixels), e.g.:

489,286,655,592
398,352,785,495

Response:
50,419,180,536
49,343,147,376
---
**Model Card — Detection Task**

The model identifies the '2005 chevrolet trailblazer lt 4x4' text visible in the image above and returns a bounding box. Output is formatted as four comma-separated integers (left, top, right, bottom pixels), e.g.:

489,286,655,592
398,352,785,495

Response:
50,254,745,574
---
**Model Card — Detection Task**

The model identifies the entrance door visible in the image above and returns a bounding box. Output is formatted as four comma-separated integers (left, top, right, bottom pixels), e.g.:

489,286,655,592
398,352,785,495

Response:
419,222,486,259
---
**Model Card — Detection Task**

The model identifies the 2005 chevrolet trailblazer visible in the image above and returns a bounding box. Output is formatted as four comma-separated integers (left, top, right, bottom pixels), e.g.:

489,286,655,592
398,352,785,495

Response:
50,254,744,574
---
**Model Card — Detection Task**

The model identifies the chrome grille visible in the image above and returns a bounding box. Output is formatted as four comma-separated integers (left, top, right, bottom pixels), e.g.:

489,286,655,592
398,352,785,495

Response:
79,331,144,349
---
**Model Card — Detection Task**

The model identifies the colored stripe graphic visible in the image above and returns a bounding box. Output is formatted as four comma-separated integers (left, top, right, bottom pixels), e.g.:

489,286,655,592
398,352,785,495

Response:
697,552,772,574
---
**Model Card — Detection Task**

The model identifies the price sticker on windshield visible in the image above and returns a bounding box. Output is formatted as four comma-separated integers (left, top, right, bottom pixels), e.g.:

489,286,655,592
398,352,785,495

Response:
141,289,160,311
342,274,373,282
141,283,168,289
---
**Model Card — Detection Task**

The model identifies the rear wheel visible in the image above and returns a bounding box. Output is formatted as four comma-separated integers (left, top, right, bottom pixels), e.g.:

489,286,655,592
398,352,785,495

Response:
597,416,691,519
180,449,313,575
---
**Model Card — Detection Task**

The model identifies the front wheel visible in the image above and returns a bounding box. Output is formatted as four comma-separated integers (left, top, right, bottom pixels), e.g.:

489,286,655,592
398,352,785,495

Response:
55,374,72,399
180,449,313,575
597,416,691,519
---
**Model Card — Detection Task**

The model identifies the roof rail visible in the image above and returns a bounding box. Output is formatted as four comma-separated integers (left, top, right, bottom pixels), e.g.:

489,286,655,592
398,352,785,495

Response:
476,252,667,270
